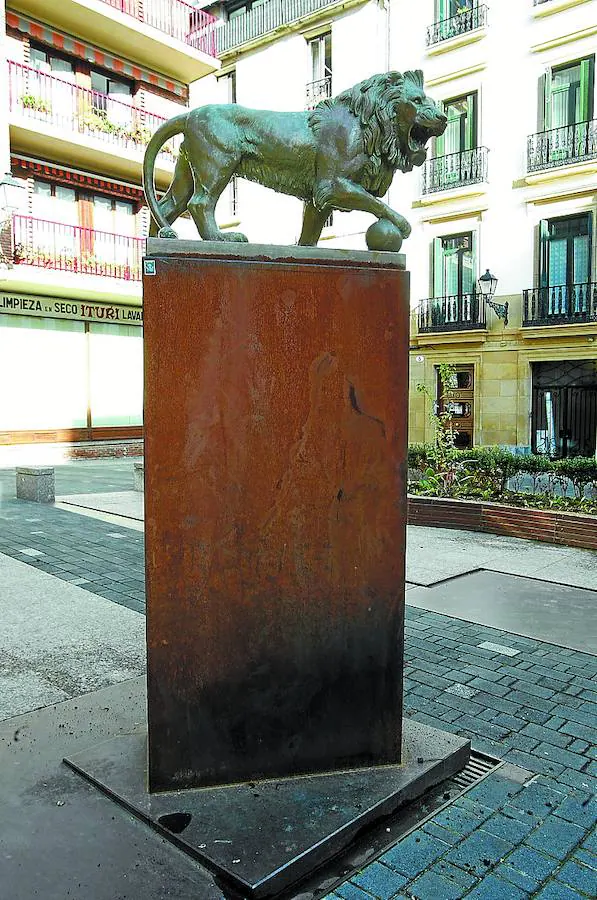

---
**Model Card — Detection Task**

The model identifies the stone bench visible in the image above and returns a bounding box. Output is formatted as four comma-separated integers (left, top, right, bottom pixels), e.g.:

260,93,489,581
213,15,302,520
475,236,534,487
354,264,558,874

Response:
133,461,144,492
16,466,55,503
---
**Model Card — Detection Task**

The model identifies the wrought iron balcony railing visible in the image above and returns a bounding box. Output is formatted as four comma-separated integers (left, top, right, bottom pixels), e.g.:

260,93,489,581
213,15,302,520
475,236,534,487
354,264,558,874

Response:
101,0,217,54
422,146,488,194
417,293,486,333
523,283,597,326
215,0,342,54
426,3,487,47
7,61,180,162
527,120,597,172
305,76,332,110
10,214,144,281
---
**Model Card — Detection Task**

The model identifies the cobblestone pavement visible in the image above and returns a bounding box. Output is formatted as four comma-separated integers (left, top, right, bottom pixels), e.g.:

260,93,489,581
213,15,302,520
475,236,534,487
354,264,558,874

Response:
1,461,595,898
0,462,144,610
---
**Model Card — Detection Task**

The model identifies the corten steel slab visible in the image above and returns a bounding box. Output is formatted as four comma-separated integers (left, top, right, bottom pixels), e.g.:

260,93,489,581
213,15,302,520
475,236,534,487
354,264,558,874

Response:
65,719,470,899
143,241,410,791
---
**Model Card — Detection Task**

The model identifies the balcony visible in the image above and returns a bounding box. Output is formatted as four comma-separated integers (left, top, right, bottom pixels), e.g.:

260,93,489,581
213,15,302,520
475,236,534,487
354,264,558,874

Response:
426,3,488,48
6,214,144,283
7,61,179,188
417,294,486,333
422,147,488,194
527,120,597,173
12,0,219,82
523,283,597,327
305,76,332,110
215,0,352,55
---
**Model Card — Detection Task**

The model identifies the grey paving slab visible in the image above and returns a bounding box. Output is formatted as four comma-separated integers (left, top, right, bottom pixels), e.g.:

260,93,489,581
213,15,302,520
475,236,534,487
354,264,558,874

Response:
406,570,597,655
58,490,144,522
407,525,597,591
0,672,69,719
0,552,146,718
0,679,224,900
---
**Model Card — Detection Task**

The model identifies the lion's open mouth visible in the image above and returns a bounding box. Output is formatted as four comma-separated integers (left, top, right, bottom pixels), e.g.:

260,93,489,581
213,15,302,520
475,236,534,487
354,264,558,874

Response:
408,123,433,154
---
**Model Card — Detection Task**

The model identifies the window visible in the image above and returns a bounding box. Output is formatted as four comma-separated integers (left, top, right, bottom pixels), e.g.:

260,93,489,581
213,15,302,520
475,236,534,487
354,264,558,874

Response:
436,93,477,157
433,232,476,298
90,69,133,127
437,364,474,449
28,44,75,117
310,33,332,83
540,214,592,288
306,33,332,108
437,0,474,19
542,57,594,131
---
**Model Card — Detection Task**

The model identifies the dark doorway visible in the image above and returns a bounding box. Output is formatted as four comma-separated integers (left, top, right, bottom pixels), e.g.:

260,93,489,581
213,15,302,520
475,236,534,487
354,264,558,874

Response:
532,360,597,458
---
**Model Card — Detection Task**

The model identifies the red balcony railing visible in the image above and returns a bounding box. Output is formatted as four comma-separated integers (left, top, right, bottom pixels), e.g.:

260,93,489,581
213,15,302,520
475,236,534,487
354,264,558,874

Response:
11,214,144,281
8,61,180,161
100,0,217,55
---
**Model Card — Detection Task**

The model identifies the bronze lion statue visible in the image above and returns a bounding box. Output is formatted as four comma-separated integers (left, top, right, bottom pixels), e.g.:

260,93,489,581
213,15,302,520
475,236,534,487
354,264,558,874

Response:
143,70,446,247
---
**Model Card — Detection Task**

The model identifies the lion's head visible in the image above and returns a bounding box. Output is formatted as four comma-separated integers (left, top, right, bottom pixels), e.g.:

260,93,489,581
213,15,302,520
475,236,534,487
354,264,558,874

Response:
312,70,447,195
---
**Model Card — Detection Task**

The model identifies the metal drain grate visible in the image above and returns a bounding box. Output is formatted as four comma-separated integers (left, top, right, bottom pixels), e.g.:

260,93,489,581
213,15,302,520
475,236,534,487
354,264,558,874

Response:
450,751,499,792
281,751,506,900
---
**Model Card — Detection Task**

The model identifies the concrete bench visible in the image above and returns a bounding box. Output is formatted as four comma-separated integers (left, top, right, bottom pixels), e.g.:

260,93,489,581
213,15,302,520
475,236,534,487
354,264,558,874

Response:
16,466,55,503
133,461,144,492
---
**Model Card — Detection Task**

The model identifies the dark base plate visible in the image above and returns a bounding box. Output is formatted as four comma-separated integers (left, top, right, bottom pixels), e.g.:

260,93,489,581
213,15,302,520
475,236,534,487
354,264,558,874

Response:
65,719,469,898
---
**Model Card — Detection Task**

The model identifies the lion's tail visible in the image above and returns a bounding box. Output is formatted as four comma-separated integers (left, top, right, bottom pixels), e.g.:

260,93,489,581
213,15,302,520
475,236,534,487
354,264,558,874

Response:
143,113,189,233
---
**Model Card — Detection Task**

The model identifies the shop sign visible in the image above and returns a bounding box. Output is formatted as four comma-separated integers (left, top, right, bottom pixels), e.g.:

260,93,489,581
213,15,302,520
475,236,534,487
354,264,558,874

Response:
0,292,143,325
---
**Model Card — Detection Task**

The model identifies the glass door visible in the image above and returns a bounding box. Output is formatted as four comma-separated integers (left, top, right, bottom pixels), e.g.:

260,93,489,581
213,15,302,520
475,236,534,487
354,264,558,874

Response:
540,214,592,318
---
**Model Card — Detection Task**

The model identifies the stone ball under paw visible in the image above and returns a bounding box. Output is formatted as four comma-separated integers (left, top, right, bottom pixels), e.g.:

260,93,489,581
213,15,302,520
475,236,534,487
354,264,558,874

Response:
366,219,403,252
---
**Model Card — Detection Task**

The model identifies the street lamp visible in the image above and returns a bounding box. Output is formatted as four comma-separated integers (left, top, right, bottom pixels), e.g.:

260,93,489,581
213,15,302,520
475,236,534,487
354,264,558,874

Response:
477,268,508,326
0,173,26,270
0,172,27,215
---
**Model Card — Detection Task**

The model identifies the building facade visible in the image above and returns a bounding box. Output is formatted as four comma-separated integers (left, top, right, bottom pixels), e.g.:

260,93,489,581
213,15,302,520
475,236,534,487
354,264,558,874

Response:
0,0,219,452
195,0,597,458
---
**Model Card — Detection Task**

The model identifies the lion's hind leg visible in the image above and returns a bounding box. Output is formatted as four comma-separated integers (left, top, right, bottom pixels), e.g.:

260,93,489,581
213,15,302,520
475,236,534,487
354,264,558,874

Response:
184,130,247,242
149,145,194,238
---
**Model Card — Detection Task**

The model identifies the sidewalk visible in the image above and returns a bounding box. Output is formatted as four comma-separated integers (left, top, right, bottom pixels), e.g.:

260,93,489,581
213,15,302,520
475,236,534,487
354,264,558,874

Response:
0,459,595,899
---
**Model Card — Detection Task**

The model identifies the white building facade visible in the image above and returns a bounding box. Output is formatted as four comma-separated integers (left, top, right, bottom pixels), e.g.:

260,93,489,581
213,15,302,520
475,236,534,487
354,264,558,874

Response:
194,0,597,456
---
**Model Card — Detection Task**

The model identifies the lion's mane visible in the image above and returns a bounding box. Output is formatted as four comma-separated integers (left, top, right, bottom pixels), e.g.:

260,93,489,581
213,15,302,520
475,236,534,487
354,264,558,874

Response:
309,70,424,196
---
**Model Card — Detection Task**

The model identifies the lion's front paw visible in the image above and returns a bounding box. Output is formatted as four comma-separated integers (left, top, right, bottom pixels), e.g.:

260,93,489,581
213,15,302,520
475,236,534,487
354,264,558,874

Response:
393,217,412,240
225,231,249,243
158,227,178,239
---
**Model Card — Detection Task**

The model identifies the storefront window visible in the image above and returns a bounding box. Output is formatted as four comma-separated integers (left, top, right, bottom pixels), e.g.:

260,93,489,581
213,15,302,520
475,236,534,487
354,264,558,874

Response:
88,322,143,426
0,315,87,430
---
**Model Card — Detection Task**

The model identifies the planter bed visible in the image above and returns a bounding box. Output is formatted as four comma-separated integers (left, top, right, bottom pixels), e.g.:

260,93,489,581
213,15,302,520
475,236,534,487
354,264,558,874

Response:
408,495,597,551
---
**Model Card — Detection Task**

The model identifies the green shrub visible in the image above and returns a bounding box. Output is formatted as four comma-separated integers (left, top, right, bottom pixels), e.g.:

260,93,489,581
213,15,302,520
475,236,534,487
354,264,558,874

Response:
407,443,597,513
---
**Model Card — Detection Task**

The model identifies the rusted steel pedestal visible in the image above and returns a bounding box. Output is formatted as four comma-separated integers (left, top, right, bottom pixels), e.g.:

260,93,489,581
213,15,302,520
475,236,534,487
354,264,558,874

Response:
143,240,410,792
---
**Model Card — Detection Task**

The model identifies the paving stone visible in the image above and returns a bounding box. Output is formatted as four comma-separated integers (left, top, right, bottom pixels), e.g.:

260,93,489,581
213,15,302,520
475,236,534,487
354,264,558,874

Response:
432,804,488,838
445,830,513,876
503,846,558,887
503,749,565,777
525,817,586,860
467,776,524,810
535,882,587,899
521,723,573,749
533,742,588,771
463,873,528,899
553,795,597,830
492,862,538,894
556,860,597,895
480,813,535,845
406,869,474,900
335,882,372,900
351,862,406,899
573,848,597,870
380,831,448,879
421,821,462,846
478,642,520,657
